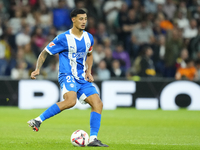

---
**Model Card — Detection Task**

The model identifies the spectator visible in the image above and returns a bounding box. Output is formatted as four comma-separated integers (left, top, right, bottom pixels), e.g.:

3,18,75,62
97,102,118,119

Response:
11,59,29,79
117,8,139,50
103,0,123,27
138,46,156,77
164,29,183,77
3,27,17,53
103,47,114,72
92,0,104,20
111,59,126,77
163,0,176,20
183,19,198,39
8,9,23,34
31,26,47,50
85,0,99,20
115,2,129,43
192,5,200,26
188,27,200,59
175,58,198,81
42,0,58,8
11,60,29,79
52,0,72,31
156,4,165,16
10,48,29,78
177,1,188,18
95,22,109,44
112,43,131,70
75,0,85,9
93,44,105,66
157,13,174,31
92,36,98,50
15,24,31,47
0,37,11,75
44,58,59,80
153,19,167,40
117,2,129,27
38,4,52,33
152,35,166,76
175,11,189,29
131,19,155,57
144,0,157,14
23,43,37,67
0,1,9,21
103,38,113,49
85,16,97,36
23,4,36,28
130,50,143,76
47,26,58,41
146,13,155,28
96,60,111,80
128,0,143,21
175,48,189,68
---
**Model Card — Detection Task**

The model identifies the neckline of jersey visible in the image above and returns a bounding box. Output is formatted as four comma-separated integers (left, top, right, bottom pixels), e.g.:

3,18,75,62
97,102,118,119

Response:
69,29,84,41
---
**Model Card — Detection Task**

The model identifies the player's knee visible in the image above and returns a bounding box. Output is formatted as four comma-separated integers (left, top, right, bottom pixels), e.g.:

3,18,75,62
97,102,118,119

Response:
68,100,76,108
99,100,103,109
62,92,77,109
63,94,77,109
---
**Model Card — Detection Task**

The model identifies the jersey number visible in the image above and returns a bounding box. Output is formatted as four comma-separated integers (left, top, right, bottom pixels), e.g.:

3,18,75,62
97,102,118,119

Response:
66,76,75,83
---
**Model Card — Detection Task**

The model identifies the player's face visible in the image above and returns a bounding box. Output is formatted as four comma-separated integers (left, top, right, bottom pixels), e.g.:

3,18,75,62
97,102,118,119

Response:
73,14,87,30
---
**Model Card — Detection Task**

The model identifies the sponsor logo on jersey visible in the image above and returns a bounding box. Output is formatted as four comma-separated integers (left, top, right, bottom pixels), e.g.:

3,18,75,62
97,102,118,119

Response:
70,46,75,49
49,42,55,47
72,52,87,59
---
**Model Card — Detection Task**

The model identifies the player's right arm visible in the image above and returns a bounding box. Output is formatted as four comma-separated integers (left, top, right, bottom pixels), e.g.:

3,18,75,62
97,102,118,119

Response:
31,49,49,79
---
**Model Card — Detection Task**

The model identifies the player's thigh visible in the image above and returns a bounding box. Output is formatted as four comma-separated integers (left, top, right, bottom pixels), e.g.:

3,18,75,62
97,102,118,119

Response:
77,82,99,104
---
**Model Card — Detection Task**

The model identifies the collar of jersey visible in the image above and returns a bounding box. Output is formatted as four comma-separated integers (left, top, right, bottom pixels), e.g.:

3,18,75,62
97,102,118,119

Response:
69,29,84,41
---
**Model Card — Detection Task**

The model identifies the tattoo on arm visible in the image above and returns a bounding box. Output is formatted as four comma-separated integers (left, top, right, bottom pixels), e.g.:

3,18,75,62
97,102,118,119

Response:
86,53,93,72
35,50,48,70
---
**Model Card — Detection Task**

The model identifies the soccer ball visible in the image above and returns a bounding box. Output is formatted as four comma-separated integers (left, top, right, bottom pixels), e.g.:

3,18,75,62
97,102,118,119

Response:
71,130,89,147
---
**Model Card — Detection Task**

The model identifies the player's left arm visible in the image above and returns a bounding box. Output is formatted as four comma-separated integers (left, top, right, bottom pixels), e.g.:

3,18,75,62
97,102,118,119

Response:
85,52,94,82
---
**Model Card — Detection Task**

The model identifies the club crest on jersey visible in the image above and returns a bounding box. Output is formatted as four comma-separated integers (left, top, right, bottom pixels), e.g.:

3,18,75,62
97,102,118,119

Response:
72,52,87,59
86,43,90,48
49,42,55,47
70,83,74,88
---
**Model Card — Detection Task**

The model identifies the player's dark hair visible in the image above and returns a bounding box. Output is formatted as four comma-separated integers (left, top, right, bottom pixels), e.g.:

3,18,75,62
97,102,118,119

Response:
70,9,86,18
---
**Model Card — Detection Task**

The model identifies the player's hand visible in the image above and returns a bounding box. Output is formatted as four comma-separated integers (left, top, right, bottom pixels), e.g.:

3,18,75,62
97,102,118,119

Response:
85,72,94,82
31,70,40,79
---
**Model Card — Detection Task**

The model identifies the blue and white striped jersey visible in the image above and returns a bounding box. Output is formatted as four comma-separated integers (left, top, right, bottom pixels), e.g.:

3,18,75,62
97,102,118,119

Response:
45,29,94,83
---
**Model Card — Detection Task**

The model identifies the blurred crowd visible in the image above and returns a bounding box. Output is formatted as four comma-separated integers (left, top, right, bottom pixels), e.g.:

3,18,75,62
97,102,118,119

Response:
0,0,200,81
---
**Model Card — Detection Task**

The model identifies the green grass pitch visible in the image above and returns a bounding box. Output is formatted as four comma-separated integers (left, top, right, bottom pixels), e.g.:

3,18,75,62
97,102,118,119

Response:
0,107,200,150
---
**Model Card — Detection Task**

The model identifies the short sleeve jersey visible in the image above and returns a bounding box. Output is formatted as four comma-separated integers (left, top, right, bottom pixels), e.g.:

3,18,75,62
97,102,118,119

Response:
45,29,94,83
